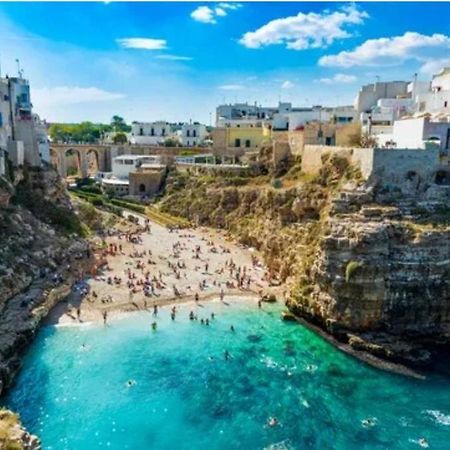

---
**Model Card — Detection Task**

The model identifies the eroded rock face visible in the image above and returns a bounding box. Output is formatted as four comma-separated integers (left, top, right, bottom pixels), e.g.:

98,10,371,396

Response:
0,409,41,449
288,184,450,367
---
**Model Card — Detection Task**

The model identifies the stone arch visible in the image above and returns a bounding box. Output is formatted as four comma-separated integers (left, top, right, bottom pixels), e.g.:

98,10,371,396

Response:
139,183,146,193
64,148,84,178
86,148,100,176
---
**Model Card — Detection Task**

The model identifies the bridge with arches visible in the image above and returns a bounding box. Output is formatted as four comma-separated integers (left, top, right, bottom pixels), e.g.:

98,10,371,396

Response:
49,144,205,178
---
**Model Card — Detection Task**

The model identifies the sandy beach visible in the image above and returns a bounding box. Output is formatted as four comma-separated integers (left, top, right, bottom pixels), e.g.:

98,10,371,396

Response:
48,213,281,326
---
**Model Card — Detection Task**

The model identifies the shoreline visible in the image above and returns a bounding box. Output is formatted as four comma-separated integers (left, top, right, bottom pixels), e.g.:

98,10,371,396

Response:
290,314,426,380
49,292,263,328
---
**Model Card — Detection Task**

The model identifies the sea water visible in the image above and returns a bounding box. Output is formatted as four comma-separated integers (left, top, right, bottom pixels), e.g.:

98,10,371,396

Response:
4,300,450,450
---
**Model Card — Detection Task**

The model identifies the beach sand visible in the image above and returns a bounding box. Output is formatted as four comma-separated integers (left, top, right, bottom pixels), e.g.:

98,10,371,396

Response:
48,214,281,326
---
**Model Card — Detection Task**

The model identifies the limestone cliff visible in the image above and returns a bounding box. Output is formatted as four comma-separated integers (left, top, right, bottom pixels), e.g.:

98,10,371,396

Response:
159,154,450,369
0,165,95,444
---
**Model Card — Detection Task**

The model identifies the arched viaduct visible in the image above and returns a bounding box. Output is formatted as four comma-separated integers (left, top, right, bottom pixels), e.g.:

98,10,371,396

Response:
49,144,205,178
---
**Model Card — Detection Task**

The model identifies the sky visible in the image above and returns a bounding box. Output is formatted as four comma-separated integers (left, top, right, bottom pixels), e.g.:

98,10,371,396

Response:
0,1,449,124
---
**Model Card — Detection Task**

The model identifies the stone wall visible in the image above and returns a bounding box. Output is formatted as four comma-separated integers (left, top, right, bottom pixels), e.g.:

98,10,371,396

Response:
301,145,441,186
129,169,166,196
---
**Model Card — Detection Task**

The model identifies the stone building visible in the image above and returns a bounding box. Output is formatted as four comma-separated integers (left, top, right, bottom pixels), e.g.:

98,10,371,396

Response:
128,164,166,197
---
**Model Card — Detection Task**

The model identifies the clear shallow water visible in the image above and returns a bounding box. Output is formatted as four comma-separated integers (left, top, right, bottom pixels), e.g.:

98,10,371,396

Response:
4,300,450,450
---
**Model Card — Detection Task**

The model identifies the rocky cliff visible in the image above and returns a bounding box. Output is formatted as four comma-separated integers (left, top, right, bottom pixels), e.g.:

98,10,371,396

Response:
0,409,40,449
0,165,95,445
159,153,450,369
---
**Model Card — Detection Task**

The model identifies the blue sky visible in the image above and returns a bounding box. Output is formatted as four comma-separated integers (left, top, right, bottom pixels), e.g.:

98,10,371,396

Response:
0,1,449,124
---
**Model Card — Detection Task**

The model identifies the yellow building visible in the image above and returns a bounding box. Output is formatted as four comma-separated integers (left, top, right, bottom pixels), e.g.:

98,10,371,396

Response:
226,125,272,150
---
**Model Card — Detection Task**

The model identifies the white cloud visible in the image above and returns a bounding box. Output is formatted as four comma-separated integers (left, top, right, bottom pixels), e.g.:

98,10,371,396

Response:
420,58,450,74
215,7,227,17
156,54,193,61
191,3,241,24
281,80,295,89
32,86,125,108
319,32,450,69
219,3,242,10
318,73,356,84
218,84,245,90
116,38,167,50
191,6,217,24
239,5,367,50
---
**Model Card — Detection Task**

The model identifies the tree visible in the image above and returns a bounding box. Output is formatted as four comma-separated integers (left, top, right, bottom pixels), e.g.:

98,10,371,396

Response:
164,138,178,147
347,131,378,148
111,116,131,133
112,132,128,144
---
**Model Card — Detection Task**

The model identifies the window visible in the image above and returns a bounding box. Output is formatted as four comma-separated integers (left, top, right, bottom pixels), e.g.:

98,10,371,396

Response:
193,130,197,137
0,112,2,127
245,139,251,148
162,128,166,136
139,183,146,193
186,130,190,137
193,141,196,146
235,138,241,147
20,93,28,104
445,101,448,108
151,128,155,136
139,128,144,136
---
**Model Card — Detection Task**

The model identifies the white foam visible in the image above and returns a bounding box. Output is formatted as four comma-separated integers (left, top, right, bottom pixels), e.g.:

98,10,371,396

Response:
426,409,450,426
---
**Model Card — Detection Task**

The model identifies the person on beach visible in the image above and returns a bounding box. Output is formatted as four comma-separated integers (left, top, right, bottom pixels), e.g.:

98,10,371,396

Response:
102,311,108,325
76,307,81,322
153,305,158,317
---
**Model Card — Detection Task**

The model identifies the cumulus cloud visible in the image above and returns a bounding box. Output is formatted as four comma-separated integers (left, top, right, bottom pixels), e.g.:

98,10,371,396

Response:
419,58,450,74
32,86,125,107
281,80,295,89
318,73,356,84
319,32,450,69
155,54,193,61
218,84,245,90
191,3,242,24
239,5,367,50
116,38,167,50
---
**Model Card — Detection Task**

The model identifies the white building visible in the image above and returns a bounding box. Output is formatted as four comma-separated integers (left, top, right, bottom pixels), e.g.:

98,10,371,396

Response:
0,75,45,170
354,81,409,115
129,121,177,145
413,68,450,115
379,116,450,150
181,122,207,147
111,154,164,179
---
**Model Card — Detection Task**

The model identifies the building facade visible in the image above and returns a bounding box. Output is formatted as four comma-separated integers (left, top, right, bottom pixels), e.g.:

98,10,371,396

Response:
129,121,177,145
0,75,46,171
180,122,207,147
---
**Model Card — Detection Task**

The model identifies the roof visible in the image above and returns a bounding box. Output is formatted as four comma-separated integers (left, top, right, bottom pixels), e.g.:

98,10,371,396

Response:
101,178,129,186
114,154,161,162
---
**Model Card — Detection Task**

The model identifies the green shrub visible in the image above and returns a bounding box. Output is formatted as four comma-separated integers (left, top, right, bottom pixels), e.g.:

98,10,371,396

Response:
345,260,361,283
110,199,146,213
80,185,102,195
272,178,283,189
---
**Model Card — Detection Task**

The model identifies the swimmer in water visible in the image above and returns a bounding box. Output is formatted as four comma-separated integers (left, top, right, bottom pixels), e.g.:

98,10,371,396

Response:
267,417,279,427
418,438,429,448
361,418,376,428
224,350,230,360
126,380,136,387
151,322,157,331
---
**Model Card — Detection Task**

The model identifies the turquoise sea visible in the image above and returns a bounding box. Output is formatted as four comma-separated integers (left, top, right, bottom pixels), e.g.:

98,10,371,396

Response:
4,300,450,450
